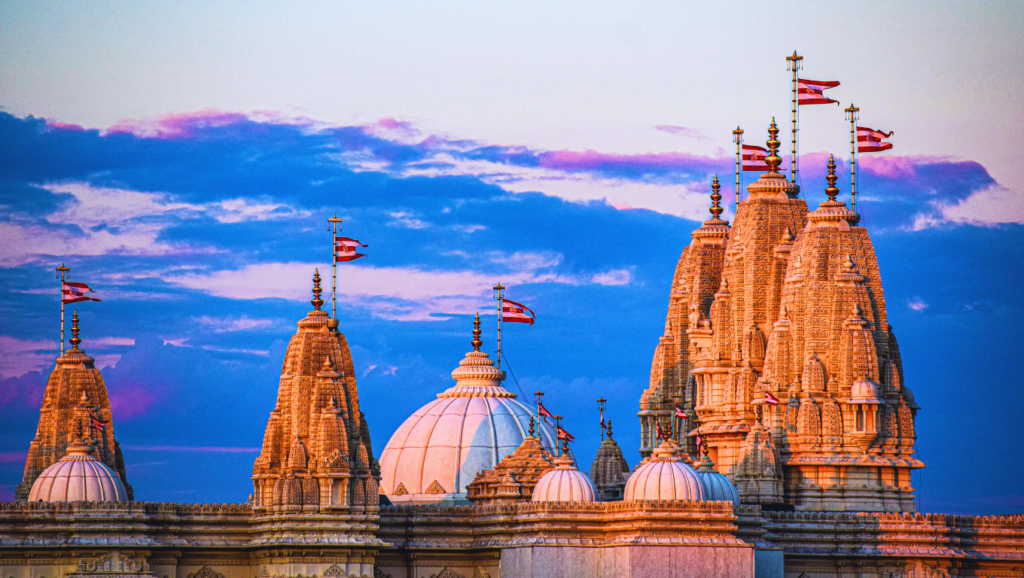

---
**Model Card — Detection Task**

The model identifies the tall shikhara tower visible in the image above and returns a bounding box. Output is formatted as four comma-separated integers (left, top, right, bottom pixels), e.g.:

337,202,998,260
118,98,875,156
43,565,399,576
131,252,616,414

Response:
642,123,921,512
16,311,133,500
251,270,380,512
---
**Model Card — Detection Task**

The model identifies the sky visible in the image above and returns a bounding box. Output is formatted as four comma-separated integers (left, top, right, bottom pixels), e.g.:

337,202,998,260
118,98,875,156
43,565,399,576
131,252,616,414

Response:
0,2,1022,513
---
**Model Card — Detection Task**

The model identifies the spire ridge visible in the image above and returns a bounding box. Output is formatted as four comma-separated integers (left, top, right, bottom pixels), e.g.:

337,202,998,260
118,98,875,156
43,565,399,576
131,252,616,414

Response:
311,269,324,311
70,310,82,350
825,154,839,201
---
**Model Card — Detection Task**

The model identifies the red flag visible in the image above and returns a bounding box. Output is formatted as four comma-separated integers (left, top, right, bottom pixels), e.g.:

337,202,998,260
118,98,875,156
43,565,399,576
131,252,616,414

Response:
675,406,687,419
695,431,705,456
600,408,606,430
557,425,575,442
62,281,101,304
798,78,840,105
502,299,535,325
90,417,104,431
765,391,779,406
857,126,894,153
742,144,770,172
538,402,553,424
655,421,666,441
335,236,367,262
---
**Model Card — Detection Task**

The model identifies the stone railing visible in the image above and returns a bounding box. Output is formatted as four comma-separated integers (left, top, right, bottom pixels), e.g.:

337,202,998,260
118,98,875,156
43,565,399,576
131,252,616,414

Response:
764,510,1024,561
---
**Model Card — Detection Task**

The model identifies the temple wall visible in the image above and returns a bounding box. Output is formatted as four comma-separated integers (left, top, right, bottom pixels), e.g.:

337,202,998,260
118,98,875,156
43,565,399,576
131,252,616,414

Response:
500,544,754,578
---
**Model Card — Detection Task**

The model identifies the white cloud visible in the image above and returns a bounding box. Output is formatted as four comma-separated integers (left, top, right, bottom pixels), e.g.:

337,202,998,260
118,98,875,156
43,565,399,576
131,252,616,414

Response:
936,184,1024,226
194,315,279,333
213,199,312,223
908,297,929,312
0,335,129,378
592,269,632,286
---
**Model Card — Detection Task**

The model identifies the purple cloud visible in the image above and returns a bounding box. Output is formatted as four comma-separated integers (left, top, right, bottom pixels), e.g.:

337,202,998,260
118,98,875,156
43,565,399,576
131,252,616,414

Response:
654,125,711,141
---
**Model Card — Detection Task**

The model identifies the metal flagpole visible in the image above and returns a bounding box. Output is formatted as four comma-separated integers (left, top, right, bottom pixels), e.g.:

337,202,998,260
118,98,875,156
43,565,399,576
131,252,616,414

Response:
328,215,343,320
535,390,544,438
554,414,563,457
786,51,804,184
732,126,744,208
493,282,505,370
56,264,69,355
845,104,860,211
597,398,607,441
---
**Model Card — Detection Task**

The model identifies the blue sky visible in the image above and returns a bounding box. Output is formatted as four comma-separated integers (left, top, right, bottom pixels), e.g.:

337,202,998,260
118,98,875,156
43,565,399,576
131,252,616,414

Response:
1,2,1022,513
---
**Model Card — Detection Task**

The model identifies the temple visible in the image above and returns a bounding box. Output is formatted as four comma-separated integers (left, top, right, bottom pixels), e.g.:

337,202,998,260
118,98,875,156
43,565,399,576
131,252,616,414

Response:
2,124,1022,578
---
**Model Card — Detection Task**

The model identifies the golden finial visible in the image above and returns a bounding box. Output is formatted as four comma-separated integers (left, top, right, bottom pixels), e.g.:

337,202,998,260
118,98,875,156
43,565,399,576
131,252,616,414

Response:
472,312,482,352
709,175,723,219
311,269,324,311
766,118,782,173
70,310,82,350
561,437,570,456
528,415,535,437
606,418,613,439
825,154,839,202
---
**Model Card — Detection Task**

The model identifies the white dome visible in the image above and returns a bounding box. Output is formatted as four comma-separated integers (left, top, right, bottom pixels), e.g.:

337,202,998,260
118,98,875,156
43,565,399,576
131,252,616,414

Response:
850,379,883,404
380,336,558,505
696,456,739,504
532,455,598,503
624,442,705,502
28,440,128,502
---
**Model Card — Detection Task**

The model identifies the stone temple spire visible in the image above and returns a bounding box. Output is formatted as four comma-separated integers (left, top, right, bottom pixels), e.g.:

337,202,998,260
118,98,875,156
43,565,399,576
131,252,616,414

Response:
252,270,380,513
16,311,132,500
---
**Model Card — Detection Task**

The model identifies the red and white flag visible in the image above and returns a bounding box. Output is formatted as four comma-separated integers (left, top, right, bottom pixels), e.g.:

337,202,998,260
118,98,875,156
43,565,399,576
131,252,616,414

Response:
765,391,779,406
62,281,101,304
655,421,666,441
742,144,770,172
857,126,894,153
600,407,606,431
335,236,367,262
502,299,535,325
695,431,705,456
90,416,105,431
538,402,554,424
557,425,575,442
675,406,687,419
798,78,840,105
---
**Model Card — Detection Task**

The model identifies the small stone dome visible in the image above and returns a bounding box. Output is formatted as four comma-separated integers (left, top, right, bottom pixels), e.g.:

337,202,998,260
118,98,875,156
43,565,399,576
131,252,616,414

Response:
696,455,739,504
28,440,128,502
532,454,598,503
623,441,705,502
850,379,883,404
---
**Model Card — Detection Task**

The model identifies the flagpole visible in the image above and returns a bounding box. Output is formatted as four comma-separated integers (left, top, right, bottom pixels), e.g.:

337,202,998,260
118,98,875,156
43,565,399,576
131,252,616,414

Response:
328,215,343,320
845,104,860,212
597,397,607,441
56,264,69,355
786,51,803,185
535,390,544,440
554,414,563,457
732,126,743,208
493,282,504,370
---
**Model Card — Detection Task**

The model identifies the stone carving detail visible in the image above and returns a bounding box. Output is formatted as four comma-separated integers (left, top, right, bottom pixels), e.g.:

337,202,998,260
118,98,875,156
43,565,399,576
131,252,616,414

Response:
467,435,558,504
473,568,490,578
393,482,408,495
425,480,446,494
322,565,345,577
260,568,270,578
75,551,149,576
251,271,380,511
430,569,463,578
189,567,224,578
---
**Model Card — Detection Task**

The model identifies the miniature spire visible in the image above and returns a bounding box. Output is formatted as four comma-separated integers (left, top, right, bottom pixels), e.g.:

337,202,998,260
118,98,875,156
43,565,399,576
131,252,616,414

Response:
528,415,535,437
606,418,613,439
562,437,570,456
69,310,82,350
825,154,839,202
311,269,324,311
766,118,782,173
472,313,483,352
709,175,723,220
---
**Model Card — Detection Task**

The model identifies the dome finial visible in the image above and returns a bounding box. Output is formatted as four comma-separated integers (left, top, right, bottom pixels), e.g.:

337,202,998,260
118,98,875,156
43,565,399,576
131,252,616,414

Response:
528,414,535,437
766,118,782,173
311,269,324,311
709,175,723,219
562,436,570,456
471,313,483,352
70,310,82,350
825,154,839,201
606,418,613,439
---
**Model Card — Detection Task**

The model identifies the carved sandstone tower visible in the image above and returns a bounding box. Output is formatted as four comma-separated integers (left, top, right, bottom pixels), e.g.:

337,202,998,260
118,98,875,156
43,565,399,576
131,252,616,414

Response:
762,156,921,512
639,176,731,458
251,270,380,512
16,311,133,500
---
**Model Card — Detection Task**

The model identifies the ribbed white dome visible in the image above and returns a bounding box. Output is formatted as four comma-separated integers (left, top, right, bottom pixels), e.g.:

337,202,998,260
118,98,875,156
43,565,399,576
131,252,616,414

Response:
380,336,558,505
28,440,128,502
532,455,598,503
850,379,883,404
696,455,739,504
624,441,705,502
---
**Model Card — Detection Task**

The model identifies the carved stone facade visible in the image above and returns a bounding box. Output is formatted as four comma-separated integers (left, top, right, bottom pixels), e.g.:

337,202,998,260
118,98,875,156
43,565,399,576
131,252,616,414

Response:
644,127,922,512
251,271,380,512
466,431,557,505
16,312,132,500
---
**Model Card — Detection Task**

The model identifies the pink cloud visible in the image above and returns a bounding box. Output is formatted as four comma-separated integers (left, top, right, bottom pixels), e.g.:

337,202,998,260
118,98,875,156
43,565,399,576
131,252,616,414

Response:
109,385,159,419
860,155,918,179
654,125,710,140
106,110,252,139
45,120,85,132
538,149,718,172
